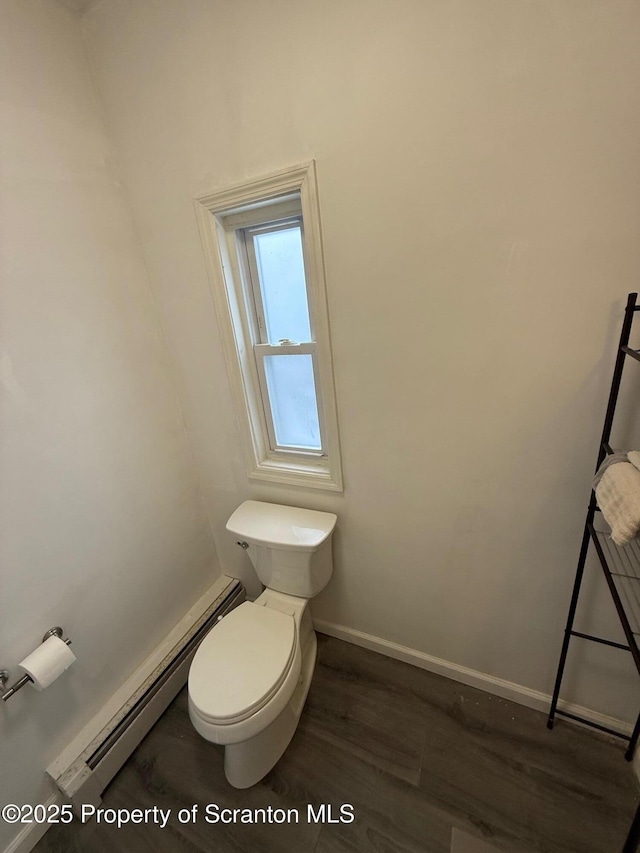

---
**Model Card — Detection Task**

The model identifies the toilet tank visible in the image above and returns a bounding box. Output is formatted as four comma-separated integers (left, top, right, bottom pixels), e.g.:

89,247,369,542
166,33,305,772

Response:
226,501,337,598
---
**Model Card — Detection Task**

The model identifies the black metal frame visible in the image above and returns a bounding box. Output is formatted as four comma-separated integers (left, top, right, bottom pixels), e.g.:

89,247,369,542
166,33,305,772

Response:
547,294,640,853
625,803,640,853
548,293,640,757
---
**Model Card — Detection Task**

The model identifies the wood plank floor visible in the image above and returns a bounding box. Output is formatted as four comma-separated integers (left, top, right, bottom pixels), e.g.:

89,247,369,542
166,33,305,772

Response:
35,635,638,852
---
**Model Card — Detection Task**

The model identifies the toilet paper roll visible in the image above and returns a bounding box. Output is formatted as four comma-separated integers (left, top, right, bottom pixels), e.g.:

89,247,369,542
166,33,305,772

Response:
18,636,76,691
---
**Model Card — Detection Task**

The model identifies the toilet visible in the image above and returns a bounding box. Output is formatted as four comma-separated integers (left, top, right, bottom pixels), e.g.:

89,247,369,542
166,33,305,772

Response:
188,500,337,788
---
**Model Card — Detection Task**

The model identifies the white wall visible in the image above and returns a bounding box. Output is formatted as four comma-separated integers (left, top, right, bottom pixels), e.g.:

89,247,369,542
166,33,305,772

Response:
83,0,640,722
0,1,219,846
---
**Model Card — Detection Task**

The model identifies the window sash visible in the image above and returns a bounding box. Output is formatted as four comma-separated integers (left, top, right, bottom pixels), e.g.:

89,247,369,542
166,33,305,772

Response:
253,343,325,455
238,217,312,347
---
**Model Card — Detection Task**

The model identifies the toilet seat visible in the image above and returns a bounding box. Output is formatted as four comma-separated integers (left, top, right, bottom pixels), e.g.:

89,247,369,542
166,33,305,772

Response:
189,602,296,726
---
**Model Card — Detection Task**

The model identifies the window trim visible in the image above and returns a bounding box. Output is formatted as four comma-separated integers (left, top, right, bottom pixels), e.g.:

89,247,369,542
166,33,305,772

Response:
194,161,343,492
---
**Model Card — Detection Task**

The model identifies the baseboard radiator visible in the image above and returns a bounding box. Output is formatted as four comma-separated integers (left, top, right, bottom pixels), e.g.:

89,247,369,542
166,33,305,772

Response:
47,576,245,810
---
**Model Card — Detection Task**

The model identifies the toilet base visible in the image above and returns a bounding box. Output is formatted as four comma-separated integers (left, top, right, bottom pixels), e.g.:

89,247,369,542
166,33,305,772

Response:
224,629,317,788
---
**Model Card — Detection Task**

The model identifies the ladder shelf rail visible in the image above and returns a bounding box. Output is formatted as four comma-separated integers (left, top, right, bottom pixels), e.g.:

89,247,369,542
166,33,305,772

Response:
547,292,640,762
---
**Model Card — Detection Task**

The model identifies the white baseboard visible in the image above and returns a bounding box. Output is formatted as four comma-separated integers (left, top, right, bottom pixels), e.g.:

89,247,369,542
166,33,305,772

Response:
312,618,634,739
3,794,62,853
5,608,634,853
2,576,244,853
48,575,239,789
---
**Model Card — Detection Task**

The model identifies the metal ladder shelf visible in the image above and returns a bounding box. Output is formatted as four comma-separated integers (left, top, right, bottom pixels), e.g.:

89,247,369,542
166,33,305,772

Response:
548,292,640,757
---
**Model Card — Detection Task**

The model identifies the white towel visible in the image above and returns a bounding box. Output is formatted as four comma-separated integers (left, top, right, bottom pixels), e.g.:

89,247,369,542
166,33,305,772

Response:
595,462,640,546
628,450,640,472
593,452,628,488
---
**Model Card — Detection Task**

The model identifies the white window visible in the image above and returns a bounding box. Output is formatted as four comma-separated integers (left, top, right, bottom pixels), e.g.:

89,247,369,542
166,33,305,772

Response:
195,162,343,491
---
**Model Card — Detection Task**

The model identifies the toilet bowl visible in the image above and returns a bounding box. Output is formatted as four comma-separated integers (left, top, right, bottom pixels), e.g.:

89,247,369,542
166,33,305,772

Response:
188,500,337,788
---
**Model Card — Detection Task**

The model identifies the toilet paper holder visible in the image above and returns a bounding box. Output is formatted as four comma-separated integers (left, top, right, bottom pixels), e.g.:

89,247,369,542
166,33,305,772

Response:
1,627,72,702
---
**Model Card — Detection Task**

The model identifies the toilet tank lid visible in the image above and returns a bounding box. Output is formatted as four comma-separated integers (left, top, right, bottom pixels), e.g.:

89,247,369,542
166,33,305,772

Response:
226,501,337,551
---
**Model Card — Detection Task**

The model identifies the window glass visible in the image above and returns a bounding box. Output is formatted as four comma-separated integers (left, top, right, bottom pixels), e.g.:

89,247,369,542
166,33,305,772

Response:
263,354,321,450
253,226,311,344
